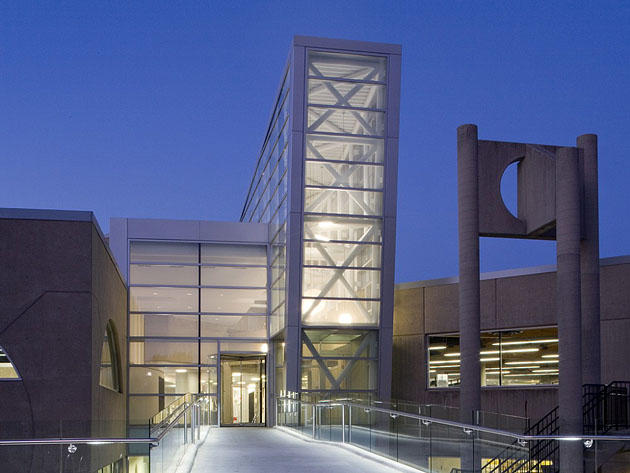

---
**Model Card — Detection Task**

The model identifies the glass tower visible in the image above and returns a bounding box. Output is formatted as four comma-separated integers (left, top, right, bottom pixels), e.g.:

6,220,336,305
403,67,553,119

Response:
242,36,401,401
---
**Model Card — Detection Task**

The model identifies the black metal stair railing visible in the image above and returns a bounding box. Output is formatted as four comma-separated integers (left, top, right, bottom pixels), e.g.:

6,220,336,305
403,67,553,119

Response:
583,381,630,435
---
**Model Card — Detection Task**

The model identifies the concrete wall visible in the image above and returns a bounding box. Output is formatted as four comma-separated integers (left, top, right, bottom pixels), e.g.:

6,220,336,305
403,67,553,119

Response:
0,212,127,472
392,258,630,423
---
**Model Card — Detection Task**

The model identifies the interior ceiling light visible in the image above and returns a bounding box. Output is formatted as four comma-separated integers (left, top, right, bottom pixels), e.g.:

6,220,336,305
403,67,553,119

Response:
175,369,187,373
480,357,500,362
542,354,559,358
505,360,558,365
492,339,559,346
338,313,352,324
430,360,461,364
428,345,446,350
318,221,336,228
314,234,331,242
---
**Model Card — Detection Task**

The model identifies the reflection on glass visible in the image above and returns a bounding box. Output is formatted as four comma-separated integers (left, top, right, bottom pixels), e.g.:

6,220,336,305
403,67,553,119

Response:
130,287,199,313
220,341,269,353
428,327,559,387
201,288,267,314
0,347,20,379
201,367,218,394
305,161,383,189
99,324,119,391
130,242,198,263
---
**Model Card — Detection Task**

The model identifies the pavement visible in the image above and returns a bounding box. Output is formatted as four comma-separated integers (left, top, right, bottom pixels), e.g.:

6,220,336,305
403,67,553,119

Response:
188,426,417,473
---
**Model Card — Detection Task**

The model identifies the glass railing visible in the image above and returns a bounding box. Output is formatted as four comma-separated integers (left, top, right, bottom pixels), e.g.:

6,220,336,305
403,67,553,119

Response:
0,394,215,473
276,396,630,473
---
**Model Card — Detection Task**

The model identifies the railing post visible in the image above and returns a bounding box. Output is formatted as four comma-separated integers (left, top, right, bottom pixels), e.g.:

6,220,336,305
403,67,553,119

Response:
342,404,346,443
348,404,352,443
312,404,316,439
184,410,188,444
191,404,196,444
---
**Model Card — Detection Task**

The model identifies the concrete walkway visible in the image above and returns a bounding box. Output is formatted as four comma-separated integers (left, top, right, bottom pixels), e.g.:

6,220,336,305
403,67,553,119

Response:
189,427,414,473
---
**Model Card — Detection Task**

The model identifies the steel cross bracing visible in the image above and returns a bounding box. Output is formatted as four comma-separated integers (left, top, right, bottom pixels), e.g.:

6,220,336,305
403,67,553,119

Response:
302,224,378,322
302,331,376,390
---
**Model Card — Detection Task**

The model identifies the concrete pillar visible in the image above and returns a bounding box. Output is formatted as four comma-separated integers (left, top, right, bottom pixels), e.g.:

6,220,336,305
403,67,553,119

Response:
578,134,601,386
556,146,584,471
458,124,481,470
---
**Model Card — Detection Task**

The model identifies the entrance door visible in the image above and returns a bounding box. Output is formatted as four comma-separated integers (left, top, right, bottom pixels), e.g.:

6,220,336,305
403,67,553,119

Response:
220,355,266,426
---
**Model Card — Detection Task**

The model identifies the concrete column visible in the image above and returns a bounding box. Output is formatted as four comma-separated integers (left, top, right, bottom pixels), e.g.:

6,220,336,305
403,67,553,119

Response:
458,124,481,470
556,146,584,471
578,134,601,386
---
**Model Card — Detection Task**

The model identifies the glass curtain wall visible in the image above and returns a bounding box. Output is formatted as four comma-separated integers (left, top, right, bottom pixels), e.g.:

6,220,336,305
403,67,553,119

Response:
300,50,388,399
127,241,268,423
241,66,291,339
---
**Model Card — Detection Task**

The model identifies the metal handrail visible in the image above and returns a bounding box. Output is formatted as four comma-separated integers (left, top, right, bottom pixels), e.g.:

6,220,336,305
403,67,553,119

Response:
276,396,630,443
0,395,208,447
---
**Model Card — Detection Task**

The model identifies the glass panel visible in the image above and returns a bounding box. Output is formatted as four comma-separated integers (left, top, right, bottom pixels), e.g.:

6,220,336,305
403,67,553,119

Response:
99,325,119,391
129,340,198,365
308,79,386,109
500,327,558,386
304,215,382,243
220,341,269,353
302,267,380,299
305,161,383,189
301,298,380,326
428,335,461,388
0,347,20,380
308,51,387,82
130,366,199,394
130,241,198,263
201,266,266,287
129,395,182,422
130,313,198,337
130,287,198,313
201,367,218,393
306,134,384,163
201,288,267,314
200,342,218,365
201,244,266,265
307,107,385,136
129,264,198,286
304,188,383,216
201,315,267,338
301,359,377,390
220,357,266,425
302,330,378,357
304,241,381,268
428,328,559,388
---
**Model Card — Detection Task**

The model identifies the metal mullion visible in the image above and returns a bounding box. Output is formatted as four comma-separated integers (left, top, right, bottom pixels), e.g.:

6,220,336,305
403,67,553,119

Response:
130,311,267,317
301,296,380,302
306,130,385,140
304,239,382,246
199,263,267,268
302,264,381,271
133,364,205,368
253,165,289,223
307,103,385,113
305,157,384,166
246,139,289,219
129,261,199,266
304,184,384,193
303,212,384,219
307,75,386,85
130,284,267,290
302,356,378,361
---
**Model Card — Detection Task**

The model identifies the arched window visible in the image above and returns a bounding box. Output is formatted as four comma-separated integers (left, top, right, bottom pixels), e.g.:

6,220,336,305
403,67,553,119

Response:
0,345,21,380
100,321,122,392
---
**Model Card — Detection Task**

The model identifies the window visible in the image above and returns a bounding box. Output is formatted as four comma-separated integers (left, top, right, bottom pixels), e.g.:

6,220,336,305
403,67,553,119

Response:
428,327,559,387
100,321,121,392
0,345,21,380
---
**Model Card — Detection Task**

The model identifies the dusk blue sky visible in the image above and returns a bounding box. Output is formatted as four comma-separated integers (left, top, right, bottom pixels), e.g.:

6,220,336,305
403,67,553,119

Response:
1,1,629,283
